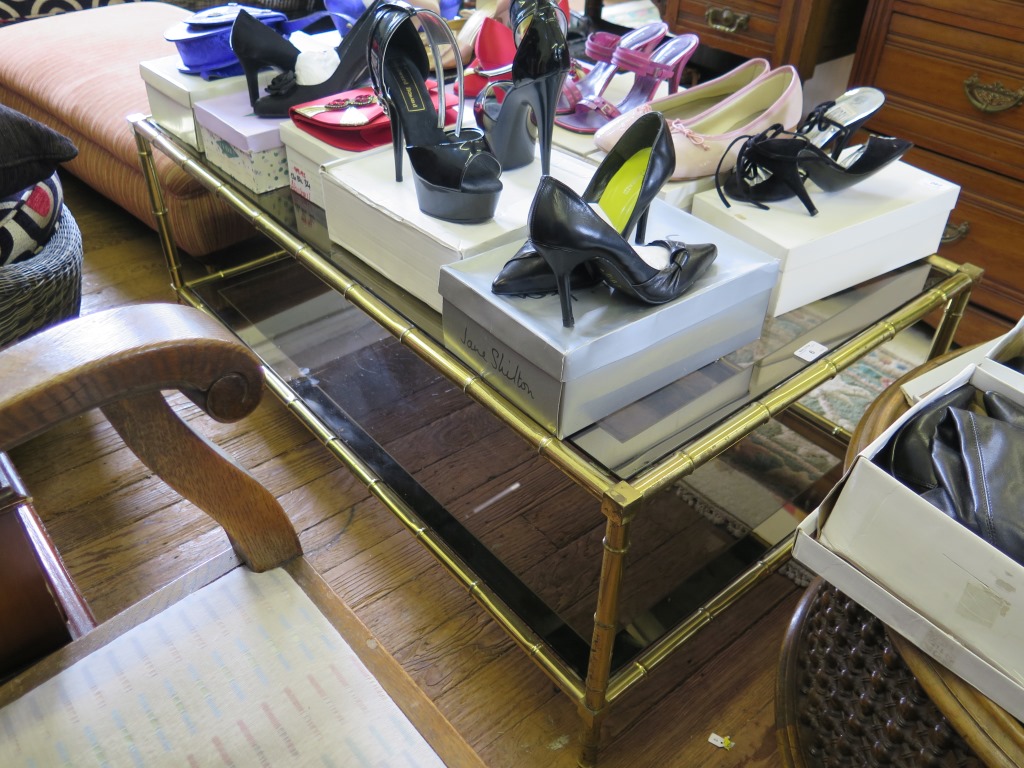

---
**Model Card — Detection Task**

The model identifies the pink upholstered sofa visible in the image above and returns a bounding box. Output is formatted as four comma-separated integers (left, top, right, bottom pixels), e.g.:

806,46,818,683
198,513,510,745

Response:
0,2,255,258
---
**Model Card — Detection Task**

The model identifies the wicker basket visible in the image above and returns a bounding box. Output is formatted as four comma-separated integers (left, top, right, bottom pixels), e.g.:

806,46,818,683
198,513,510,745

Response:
0,206,83,348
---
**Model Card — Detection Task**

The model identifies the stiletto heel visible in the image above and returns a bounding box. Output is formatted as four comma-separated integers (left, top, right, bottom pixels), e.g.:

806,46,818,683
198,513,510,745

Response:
229,9,300,108
716,122,913,217
368,0,503,223
492,111,676,295
473,0,570,175
530,176,717,328
556,32,699,135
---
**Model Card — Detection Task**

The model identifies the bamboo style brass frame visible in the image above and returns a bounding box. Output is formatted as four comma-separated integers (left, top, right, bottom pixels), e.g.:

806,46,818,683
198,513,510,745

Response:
130,114,981,767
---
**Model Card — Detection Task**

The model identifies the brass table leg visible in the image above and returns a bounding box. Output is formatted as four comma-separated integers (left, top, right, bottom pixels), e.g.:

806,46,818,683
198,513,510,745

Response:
578,482,642,767
926,257,984,358
129,113,184,294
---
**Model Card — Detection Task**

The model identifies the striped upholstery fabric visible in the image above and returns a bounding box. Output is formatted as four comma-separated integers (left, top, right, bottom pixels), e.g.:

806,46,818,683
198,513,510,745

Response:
0,3,254,257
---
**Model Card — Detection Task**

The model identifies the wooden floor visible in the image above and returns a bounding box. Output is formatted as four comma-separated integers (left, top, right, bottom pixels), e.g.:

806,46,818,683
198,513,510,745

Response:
9,175,801,767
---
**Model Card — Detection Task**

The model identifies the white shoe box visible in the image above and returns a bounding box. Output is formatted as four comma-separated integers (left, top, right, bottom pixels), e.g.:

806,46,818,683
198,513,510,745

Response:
795,362,1024,722
279,119,370,209
439,200,778,438
193,90,290,193
141,56,276,152
321,146,596,312
691,159,960,316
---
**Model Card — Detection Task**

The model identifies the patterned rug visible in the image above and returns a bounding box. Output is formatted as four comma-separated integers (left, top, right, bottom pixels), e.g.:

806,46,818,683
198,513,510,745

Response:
675,342,918,585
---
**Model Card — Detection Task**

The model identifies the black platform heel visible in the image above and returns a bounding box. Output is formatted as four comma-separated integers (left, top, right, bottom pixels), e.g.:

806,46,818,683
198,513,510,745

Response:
229,9,301,107
492,110,676,295
368,0,502,223
529,176,717,328
473,0,570,175
248,0,383,117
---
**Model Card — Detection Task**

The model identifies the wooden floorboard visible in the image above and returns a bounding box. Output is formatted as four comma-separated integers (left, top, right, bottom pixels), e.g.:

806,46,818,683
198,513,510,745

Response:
7,173,801,766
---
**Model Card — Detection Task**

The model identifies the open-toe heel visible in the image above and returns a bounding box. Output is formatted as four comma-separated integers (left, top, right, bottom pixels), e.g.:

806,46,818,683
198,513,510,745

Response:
473,0,570,175
492,111,675,295
556,31,699,135
556,21,667,115
369,0,502,223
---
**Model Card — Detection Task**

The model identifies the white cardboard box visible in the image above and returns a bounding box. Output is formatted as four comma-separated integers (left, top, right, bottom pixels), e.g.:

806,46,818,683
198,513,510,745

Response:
193,90,290,192
900,314,1024,403
140,56,275,152
439,200,778,438
691,159,960,316
279,119,370,209
796,362,1024,719
321,147,596,312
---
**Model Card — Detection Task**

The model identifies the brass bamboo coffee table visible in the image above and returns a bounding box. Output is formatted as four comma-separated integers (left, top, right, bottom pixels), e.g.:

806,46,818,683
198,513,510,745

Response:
130,114,982,767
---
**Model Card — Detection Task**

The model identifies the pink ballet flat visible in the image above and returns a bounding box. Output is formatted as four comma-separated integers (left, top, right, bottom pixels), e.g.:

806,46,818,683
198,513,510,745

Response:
555,21,667,115
660,65,803,180
555,32,699,134
593,57,770,152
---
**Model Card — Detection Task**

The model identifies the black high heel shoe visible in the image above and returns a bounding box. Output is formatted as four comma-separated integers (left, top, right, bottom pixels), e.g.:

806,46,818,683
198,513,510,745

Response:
368,0,502,223
247,0,383,117
716,123,912,217
473,0,570,175
492,110,675,295
530,176,717,328
230,8,301,108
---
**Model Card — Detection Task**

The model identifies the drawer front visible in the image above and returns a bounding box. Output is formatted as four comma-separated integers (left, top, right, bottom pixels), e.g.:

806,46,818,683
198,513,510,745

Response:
665,0,781,61
907,148,1024,322
864,12,1024,180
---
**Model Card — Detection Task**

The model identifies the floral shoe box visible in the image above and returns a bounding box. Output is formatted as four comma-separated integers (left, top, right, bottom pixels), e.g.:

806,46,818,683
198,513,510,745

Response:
691,159,960,316
193,90,290,193
140,56,276,152
795,362,1024,723
439,200,778,438
320,146,596,312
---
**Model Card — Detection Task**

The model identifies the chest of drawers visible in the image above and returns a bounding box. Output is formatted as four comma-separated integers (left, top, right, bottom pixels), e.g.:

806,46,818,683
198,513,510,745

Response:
850,0,1024,344
658,0,866,79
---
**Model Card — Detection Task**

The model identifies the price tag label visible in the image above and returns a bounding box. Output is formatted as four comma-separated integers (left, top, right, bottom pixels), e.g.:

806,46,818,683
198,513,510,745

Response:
795,341,828,362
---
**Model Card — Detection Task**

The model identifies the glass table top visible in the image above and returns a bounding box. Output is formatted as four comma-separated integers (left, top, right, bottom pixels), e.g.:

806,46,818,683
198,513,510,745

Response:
176,176,940,678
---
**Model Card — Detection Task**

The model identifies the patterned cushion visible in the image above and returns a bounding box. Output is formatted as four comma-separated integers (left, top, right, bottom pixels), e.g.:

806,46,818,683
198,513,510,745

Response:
0,171,64,266
0,0,135,24
0,104,77,197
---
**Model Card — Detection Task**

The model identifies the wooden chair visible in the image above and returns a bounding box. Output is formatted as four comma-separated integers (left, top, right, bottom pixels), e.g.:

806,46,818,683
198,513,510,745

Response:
0,303,483,766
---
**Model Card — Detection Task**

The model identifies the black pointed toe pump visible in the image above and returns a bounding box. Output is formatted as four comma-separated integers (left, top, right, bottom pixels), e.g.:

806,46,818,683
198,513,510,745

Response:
473,0,570,175
368,0,502,223
529,176,717,328
492,110,676,296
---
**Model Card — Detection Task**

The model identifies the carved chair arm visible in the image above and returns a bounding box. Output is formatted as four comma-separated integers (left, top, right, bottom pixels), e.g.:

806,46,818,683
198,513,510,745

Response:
0,304,301,571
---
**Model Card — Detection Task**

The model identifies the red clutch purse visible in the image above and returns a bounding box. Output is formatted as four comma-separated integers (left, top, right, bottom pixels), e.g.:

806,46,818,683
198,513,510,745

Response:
289,84,460,152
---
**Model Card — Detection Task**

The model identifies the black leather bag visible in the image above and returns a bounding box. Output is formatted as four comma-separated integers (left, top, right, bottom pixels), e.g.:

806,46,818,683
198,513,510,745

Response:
874,383,1024,565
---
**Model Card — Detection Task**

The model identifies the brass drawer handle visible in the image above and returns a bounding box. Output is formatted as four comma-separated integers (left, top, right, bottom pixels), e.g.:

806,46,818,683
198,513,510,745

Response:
941,220,970,244
705,7,749,33
963,73,1024,113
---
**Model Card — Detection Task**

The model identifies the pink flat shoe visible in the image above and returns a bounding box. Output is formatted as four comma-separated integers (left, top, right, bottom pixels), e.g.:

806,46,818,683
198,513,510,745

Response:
556,21,667,115
593,57,770,152
555,32,699,134
661,65,803,180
